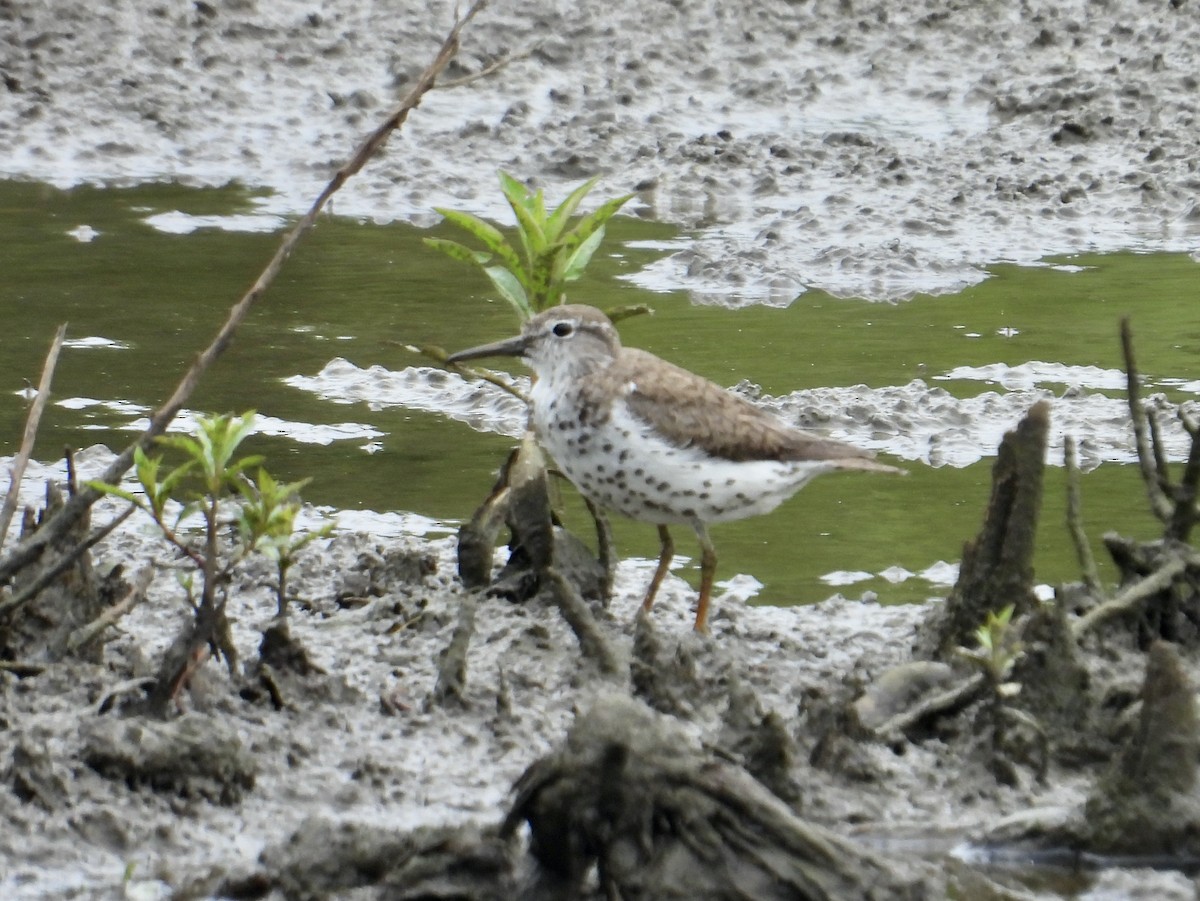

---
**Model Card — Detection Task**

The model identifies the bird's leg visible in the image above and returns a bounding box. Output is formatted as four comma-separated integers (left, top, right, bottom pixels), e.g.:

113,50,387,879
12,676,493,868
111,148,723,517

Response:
642,524,674,612
692,524,717,634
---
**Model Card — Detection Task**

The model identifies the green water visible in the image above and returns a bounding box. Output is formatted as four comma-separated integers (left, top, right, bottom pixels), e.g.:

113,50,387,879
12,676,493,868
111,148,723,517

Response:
1,179,1196,607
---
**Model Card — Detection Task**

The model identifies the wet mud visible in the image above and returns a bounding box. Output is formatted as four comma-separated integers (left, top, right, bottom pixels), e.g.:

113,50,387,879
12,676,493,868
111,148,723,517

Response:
5,1,1200,898
2,1,1199,302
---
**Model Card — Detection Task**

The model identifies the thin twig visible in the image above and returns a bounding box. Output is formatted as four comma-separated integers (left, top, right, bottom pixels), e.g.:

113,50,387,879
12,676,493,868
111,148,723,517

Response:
1120,317,1173,523
65,566,153,653
0,507,134,619
1071,553,1191,638
0,1,490,587
873,673,988,742
0,324,67,552
1147,412,1170,488
438,43,539,89
0,660,45,677
406,343,529,402
1169,407,1200,541
1064,436,1102,595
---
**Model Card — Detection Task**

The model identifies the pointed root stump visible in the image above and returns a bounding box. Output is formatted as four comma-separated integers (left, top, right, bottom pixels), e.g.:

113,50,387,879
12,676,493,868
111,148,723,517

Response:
919,401,1049,659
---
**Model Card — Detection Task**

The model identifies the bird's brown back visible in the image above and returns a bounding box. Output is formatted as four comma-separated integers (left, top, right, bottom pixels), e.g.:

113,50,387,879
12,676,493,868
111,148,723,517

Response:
584,347,879,465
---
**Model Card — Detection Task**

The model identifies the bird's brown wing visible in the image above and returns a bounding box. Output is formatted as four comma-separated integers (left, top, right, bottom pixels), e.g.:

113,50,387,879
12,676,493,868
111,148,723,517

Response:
604,348,878,464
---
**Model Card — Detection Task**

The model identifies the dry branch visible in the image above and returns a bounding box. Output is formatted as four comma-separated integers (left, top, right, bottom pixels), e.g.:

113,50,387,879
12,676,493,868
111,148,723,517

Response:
0,324,67,552
0,0,489,588
65,566,153,653
1071,552,1193,638
1064,436,1102,596
1121,317,1174,524
0,507,133,620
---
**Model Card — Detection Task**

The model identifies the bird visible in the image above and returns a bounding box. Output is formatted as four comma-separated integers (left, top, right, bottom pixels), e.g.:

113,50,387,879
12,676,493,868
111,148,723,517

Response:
446,304,903,633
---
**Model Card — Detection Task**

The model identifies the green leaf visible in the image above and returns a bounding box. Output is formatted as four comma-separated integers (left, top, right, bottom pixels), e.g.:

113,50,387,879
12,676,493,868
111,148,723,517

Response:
545,175,600,241
507,194,548,261
498,171,536,215
560,225,606,283
484,266,533,320
86,480,140,505
562,192,636,249
527,247,560,310
498,172,548,261
432,208,524,278
422,237,493,268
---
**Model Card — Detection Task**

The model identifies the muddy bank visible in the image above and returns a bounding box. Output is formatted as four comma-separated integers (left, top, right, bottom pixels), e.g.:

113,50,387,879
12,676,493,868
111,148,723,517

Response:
4,405,1200,900
2,0,1199,302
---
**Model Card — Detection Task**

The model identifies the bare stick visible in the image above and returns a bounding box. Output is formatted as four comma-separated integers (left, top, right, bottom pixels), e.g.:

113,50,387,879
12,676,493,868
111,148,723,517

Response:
0,1,489,586
1064,436,1102,595
438,43,539,89
65,566,153,653
0,507,133,619
1169,408,1200,541
1121,317,1173,523
0,324,67,552
1072,553,1191,638
873,673,988,741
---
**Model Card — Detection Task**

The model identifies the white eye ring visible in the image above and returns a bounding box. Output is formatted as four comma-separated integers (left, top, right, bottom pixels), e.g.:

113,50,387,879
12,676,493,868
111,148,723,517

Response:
552,321,574,337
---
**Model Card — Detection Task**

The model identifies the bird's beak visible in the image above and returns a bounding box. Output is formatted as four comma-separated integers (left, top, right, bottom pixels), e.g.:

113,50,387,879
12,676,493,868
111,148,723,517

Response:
445,333,528,365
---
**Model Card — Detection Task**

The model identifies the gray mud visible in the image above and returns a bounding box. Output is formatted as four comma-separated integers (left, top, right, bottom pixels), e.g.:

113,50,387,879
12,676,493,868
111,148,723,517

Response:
4,443,1200,899
5,1,1200,898
2,1,1199,302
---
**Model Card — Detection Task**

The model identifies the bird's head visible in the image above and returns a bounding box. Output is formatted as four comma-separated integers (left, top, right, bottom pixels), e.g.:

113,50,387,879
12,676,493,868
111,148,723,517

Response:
445,304,621,380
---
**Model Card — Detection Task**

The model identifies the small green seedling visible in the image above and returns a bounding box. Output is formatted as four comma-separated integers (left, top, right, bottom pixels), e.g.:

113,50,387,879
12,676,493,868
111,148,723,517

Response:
958,603,1023,696
237,468,334,618
957,604,1047,783
91,412,331,699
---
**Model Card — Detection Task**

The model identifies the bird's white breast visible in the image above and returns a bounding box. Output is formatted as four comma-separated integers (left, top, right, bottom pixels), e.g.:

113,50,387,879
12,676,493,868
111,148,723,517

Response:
529,378,834,526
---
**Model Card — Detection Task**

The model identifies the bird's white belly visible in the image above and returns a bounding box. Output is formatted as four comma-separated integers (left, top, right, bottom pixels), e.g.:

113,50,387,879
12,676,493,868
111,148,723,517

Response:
530,389,834,526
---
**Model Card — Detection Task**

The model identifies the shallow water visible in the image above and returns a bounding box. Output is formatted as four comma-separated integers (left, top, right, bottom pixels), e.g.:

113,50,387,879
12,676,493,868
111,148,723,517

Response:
2,179,1196,607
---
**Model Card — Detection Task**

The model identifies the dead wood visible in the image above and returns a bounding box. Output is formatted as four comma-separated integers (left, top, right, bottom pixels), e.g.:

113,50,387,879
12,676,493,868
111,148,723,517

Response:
918,401,1048,659
502,692,920,900
1122,317,1199,540
447,434,619,698
1065,642,1200,856
0,324,66,552
1064,435,1102,596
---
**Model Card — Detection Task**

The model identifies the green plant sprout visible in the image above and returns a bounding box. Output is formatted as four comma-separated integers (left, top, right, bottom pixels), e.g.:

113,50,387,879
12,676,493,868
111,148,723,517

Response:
237,468,334,618
957,604,1047,783
958,603,1023,695
424,171,635,321
90,412,331,699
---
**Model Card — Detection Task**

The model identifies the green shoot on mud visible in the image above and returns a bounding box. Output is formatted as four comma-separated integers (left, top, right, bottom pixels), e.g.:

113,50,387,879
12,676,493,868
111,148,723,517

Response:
958,604,1023,694
90,412,330,701
237,468,334,618
957,604,1047,783
424,171,635,321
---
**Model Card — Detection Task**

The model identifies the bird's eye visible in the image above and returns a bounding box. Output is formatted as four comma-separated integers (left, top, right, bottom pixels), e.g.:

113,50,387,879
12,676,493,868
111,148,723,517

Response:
552,321,574,337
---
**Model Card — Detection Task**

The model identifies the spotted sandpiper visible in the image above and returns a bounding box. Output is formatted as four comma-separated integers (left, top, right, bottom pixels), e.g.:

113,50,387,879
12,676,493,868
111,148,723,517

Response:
447,304,903,633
